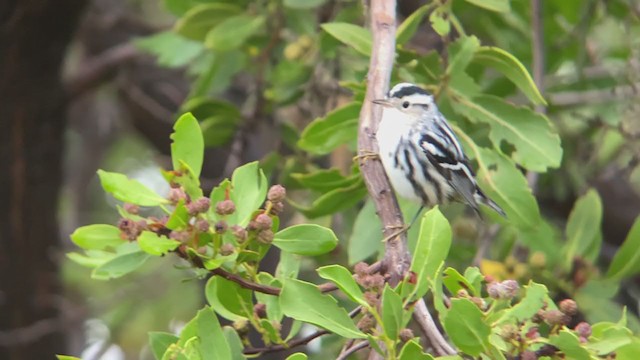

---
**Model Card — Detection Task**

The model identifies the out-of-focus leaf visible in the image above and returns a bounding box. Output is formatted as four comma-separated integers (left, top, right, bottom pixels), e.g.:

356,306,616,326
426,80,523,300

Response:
442,267,476,296
321,23,372,56
280,279,366,338
149,332,179,360
463,0,510,13
348,200,383,264
397,4,433,45
284,0,325,9
196,307,232,360
285,353,308,360
472,46,545,105
564,189,602,268
495,282,546,324
273,224,338,256
382,285,404,340
410,207,452,300
548,330,591,359
399,340,435,359
289,177,367,218
443,298,490,356
429,7,450,37
91,251,150,280
166,200,190,230
607,215,640,279
317,265,366,306
205,277,253,321
276,251,301,280
175,4,242,40
138,231,180,256
70,224,123,250
447,36,480,77
291,168,360,192
298,102,361,155
222,327,245,360
229,161,268,226
205,15,265,51
452,95,562,171
135,32,203,68
97,170,168,206
171,112,204,179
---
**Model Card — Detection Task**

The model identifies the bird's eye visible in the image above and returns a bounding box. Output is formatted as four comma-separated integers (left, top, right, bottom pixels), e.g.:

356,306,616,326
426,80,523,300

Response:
402,101,410,108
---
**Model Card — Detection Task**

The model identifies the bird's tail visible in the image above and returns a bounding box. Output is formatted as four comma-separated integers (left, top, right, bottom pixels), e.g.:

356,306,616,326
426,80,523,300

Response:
474,190,507,218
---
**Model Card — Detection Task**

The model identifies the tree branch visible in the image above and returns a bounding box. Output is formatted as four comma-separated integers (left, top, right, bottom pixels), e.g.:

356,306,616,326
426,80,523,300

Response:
528,0,545,189
412,299,456,356
357,0,409,287
337,341,370,360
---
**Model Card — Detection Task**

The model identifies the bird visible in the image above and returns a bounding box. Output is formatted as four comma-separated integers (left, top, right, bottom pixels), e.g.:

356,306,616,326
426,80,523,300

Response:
373,82,506,222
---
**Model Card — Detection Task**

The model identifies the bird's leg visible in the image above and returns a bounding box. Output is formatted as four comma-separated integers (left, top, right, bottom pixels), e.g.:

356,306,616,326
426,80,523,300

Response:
408,206,425,229
382,224,409,242
353,150,379,163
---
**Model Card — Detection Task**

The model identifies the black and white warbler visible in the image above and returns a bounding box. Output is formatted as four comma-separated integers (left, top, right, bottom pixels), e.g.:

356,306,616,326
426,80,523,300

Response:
373,82,506,219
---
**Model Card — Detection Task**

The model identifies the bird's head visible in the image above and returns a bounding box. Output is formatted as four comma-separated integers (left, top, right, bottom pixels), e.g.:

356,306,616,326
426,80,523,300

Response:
373,83,437,120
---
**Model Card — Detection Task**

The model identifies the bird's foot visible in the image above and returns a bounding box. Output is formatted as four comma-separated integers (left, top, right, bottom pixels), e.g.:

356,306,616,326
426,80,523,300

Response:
353,150,379,163
382,224,409,242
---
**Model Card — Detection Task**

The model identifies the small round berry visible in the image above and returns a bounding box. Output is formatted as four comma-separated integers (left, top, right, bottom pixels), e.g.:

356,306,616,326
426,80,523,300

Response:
354,262,369,277
357,315,375,333
253,303,267,319
168,188,187,204
256,229,274,244
123,203,139,214
363,292,379,307
215,200,236,215
271,201,285,214
195,219,210,233
399,328,414,342
574,322,592,338
215,220,228,234
559,299,578,316
220,243,235,256
231,225,247,243
169,230,190,243
255,214,273,230
542,309,569,326
267,185,286,202
187,197,211,215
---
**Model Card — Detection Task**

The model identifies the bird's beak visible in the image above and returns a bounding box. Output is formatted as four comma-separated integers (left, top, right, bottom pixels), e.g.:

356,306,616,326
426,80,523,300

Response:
372,99,392,107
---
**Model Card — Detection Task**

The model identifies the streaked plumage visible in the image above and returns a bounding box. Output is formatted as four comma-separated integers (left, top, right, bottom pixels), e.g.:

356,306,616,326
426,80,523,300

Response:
374,82,505,217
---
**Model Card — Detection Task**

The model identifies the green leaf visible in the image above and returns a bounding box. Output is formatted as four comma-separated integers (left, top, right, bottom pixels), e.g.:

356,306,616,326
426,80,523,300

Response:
196,307,232,360
97,170,168,206
298,102,361,155
284,0,326,9
399,340,435,360
429,7,450,37
472,46,546,105
56,356,81,360
285,353,308,360
289,178,367,218
564,189,603,267
348,200,384,264
453,95,562,171
463,0,510,13
255,274,283,321
67,250,114,268
608,215,640,279
443,267,476,296
205,276,253,321
180,97,241,147
138,231,180,256
92,251,150,280
205,15,265,51
70,224,123,250
495,282,547,324
229,161,268,226
166,200,190,230
276,251,301,279
317,265,366,306
548,330,591,360
171,112,204,179
447,36,480,77
149,332,179,360
444,299,490,356
291,168,360,192
321,22,372,56
174,4,243,41
135,32,203,68
273,224,338,256
222,327,245,360
397,4,433,45
410,207,452,300
382,285,404,340
280,279,365,339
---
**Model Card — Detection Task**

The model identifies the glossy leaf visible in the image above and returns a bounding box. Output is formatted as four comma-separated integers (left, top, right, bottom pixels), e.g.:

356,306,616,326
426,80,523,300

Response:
273,224,338,256
205,15,265,51
548,330,591,359
444,298,490,356
608,215,640,279
285,353,308,360
317,265,366,306
149,332,179,360
205,276,253,320
174,4,242,41
223,327,245,360
410,207,452,300
171,112,204,179
399,340,435,360
138,231,180,256
463,0,510,13
443,267,476,296
166,200,190,230
97,170,168,206
382,285,404,340
135,32,202,68
298,102,360,155
291,168,360,192
289,178,367,218
429,7,450,37
229,161,268,226
564,189,602,268
397,4,433,45
91,251,150,280
321,22,371,56
280,279,365,339
472,46,546,105
348,200,384,264
495,282,546,324
196,307,232,360
70,224,123,250
447,36,480,77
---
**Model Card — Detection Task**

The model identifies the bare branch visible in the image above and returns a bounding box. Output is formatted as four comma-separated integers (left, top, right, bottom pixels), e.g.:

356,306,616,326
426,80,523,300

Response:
413,299,456,356
528,0,545,189
337,341,370,360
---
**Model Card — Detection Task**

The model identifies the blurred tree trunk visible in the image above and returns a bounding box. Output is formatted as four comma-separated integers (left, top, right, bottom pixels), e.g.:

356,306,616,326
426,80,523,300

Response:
0,1,85,359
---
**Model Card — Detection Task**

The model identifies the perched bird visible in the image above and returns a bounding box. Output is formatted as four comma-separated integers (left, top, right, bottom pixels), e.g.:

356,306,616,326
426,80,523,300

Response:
373,82,505,220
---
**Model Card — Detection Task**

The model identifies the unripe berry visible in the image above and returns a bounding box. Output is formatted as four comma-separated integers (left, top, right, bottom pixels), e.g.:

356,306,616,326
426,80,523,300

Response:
195,219,210,233
187,197,210,215
169,230,190,243
123,203,139,214
399,328,414,342
253,303,267,319
559,299,578,316
575,322,592,338
231,225,247,243
542,309,569,326
215,200,236,215
220,243,235,256
354,262,368,277
256,229,274,244
267,184,286,202
215,220,228,234
168,188,187,204
271,201,285,214
363,292,379,307
357,315,375,333
255,214,273,230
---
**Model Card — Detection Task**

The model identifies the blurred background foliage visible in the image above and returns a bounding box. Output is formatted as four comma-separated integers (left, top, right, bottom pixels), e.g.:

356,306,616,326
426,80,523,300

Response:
5,0,640,358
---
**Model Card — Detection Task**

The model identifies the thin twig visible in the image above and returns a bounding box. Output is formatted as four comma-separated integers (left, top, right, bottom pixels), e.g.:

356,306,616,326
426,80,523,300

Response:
528,0,545,189
412,299,456,356
337,341,370,360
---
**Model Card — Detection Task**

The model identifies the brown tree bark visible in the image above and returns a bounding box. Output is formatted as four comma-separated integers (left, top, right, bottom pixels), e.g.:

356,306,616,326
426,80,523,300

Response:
0,1,86,358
